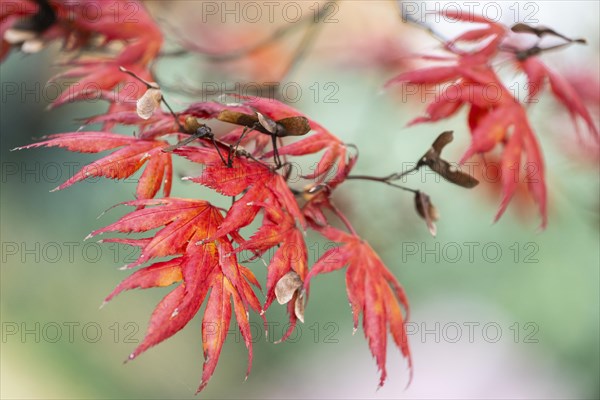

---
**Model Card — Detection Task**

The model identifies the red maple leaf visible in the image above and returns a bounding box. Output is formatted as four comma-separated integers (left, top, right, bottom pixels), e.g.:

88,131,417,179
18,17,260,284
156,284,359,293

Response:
95,198,263,393
305,225,412,387
13,132,172,199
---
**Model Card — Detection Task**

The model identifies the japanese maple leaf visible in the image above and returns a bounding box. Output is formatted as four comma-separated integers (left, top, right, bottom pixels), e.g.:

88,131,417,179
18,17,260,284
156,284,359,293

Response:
96,198,264,392
270,129,357,187
385,10,510,117
304,226,412,387
385,53,512,126
235,203,307,302
175,146,272,197
470,153,537,224
48,63,151,111
83,109,180,141
88,198,218,268
460,103,547,226
230,201,308,342
174,145,306,229
14,132,172,200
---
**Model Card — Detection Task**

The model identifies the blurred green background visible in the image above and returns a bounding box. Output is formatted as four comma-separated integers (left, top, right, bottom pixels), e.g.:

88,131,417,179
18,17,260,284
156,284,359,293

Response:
1,1,599,399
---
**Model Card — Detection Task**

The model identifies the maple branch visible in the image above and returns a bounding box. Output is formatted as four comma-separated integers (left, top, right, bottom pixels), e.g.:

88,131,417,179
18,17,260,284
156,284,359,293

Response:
500,40,588,61
345,174,419,194
156,2,334,96
276,5,328,80
346,131,479,194
346,164,421,194
161,0,335,71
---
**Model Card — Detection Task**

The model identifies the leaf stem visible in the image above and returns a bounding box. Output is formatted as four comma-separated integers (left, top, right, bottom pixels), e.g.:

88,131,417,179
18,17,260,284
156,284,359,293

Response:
330,204,358,236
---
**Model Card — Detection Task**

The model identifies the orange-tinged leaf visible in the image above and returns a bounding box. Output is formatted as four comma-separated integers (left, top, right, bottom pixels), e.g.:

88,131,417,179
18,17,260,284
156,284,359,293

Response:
129,249,215,362
89,198,217,267
382,281,412,382
346,256,366,330
2,1,163,108
104,257,183,303
269,174,306,228
97,197,262,392
305,226,411,385
184,155,272,197
518,57,599,139
136,149,172,199
129,284,189,358
305,247,348,283
302,146,340,180
408,95,464,125
16,132,172,199
236,204,296,254
51,65,127,107
272,130,342,157
214,185,268,238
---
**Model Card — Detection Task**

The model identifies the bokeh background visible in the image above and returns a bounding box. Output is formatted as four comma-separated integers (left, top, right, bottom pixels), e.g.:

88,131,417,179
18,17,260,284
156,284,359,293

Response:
1,1,598,398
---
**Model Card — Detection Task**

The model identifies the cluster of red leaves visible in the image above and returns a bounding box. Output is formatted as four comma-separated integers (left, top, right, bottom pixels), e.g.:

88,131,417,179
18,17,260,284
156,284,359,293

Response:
386,10,599,228
6,2,598,394
14,94,411,391
1,0,162,112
